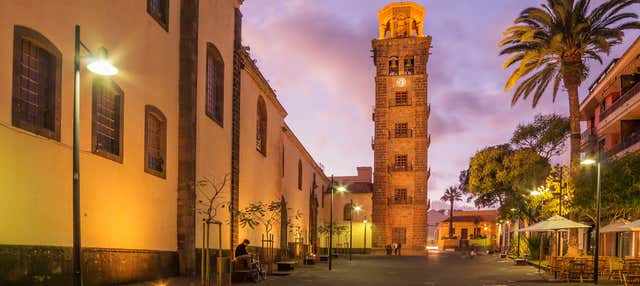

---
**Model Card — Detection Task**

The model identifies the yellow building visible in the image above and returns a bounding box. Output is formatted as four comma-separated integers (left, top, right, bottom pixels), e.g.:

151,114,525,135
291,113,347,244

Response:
436,210,499,250
319,167,374,252
0,1,329,285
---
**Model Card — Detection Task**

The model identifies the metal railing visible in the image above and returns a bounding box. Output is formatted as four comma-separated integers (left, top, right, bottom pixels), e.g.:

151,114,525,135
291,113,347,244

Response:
388,163,413,172
605,130,640,158
600,81,640,121
388,196,413,205
389,98,412,107
389,129,413,139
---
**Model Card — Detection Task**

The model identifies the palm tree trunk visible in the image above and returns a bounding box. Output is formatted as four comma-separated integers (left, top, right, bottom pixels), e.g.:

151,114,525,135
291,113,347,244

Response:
567,83,581,171
563,64,582,173
449,200,454,238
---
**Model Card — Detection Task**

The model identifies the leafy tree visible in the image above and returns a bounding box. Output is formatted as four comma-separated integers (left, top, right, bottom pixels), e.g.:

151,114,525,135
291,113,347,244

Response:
237,200,284,238
573,152,640,223
441,186,464,238
511,113,570,159
467,145,550,221
499,0,640,169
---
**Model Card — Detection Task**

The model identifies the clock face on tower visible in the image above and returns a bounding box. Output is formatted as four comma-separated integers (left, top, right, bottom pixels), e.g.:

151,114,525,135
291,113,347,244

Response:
395,77,407,87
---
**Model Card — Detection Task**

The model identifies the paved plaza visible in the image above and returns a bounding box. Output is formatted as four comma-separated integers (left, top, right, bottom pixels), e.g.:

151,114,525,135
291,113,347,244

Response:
127,252,623,286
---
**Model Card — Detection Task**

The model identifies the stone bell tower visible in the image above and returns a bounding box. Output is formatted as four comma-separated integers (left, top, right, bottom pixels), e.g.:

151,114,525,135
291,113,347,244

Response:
371,2,431,250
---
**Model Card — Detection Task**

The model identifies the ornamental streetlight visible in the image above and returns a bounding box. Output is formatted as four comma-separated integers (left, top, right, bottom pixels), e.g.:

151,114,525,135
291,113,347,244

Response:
328,177,347,270
581,157,601,284
73,25,119,286
363,217,368,254
349,204,362,261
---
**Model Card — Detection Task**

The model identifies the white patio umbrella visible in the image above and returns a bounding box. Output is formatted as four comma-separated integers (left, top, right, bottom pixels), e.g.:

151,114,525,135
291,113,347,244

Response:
518,215,590,273
600,219,630,233
622,219,640,231
518,215,591,232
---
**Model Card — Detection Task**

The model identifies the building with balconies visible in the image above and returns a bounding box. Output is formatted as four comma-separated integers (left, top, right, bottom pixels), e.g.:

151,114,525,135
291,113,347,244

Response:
580,36,640,160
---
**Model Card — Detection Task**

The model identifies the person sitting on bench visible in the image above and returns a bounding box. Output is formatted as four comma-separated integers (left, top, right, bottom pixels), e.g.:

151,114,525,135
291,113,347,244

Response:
234,239,251,267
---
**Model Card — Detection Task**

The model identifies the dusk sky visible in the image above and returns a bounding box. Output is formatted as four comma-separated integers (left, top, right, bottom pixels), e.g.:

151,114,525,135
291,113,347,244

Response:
240,1,640,209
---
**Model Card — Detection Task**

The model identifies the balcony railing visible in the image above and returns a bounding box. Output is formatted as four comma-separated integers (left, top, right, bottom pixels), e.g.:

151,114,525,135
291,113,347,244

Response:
388,196,413,205
389,129,413,139
389,98,412,107
581,127,595,142
600,81,640,121
388,163,413,172
605,130,640,158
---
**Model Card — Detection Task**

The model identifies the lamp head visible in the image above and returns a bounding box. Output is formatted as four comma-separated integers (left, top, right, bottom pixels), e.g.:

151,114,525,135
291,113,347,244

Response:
336,185,347,193
530,190,541,196
353,205,362,212
87,47,118,76
580,158,597,165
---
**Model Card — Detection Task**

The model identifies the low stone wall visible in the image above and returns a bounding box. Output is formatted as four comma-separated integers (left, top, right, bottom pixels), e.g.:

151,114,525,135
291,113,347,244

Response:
0,244,178,286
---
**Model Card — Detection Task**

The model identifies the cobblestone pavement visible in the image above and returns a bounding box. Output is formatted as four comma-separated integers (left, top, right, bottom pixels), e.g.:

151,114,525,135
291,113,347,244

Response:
124,251,623,286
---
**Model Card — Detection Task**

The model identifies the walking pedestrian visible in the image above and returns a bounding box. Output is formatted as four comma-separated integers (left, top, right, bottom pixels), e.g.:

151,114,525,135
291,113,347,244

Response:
397,243,402,256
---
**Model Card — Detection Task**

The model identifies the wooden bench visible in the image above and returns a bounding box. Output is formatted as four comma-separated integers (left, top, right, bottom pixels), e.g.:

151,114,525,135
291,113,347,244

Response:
319,255,329,262
515,255,529,266
276,261,296,272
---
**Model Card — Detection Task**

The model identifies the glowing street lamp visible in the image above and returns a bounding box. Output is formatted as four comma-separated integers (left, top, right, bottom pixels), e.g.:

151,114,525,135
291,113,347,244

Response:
329,179,348,270
363,217,368,254
581,157,601,284
349,203,362,260
72,25,118,286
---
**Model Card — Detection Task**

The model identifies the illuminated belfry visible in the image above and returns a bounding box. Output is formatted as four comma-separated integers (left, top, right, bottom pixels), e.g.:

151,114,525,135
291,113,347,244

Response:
371,2,431,250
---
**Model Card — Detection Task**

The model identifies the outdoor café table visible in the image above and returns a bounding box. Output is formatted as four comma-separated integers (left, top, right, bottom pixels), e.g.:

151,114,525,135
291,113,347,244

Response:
623,264,640,286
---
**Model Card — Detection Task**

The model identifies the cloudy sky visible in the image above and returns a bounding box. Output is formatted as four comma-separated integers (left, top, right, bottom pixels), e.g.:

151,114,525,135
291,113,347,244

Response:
240,1,639,210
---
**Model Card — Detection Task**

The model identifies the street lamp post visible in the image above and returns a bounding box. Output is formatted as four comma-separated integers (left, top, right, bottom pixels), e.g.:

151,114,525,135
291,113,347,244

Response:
363,217,368,254
329,175,334,271
73,25,118,286
581,158,601,284
328,177,347,270
349,204,362,261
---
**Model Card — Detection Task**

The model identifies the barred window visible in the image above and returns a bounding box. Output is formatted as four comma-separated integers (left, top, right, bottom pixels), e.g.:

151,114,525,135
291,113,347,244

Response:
147,0,169,31
343,203,352,221
206,43,224,126
394,188,407,203
12,26,61,140
145,105,167,178
256,96,267,155
394,123,409,137
392,227,407,244
92,78,124,163
395,155,408,168
395,92,408,106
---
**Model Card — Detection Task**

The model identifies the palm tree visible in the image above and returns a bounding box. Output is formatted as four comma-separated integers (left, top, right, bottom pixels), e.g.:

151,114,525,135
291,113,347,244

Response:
499,0,640,169
441,186,464,238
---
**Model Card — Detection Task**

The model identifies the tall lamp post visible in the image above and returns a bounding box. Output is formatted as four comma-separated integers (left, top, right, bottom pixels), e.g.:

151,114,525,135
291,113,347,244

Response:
349,204,362,261
328,176,346,271
581,158,601,284
73,25,119,286
363,217,368,254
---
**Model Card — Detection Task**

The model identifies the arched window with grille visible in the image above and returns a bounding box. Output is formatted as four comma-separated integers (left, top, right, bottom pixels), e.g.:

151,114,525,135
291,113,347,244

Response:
12,25,62,141
343,203,352,221
256,96,267,155
144,105,167,178
92,78,124,163
206,42,224,126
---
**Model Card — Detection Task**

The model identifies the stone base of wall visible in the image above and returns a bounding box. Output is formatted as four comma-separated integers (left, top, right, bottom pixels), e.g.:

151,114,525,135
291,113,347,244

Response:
0,245,178,286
